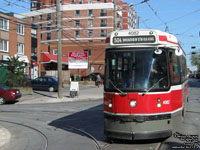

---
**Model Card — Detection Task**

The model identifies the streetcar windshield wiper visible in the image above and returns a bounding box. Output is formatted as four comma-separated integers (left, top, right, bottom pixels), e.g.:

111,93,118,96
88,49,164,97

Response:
142,76,167,96
108,79,127,96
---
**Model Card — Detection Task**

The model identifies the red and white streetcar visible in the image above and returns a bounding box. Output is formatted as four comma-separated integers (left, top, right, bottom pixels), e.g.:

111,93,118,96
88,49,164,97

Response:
104,29,188,140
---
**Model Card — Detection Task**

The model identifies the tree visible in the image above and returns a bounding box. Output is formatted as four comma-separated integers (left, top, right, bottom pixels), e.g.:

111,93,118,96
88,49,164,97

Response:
191,54,200,72
7,56,25,87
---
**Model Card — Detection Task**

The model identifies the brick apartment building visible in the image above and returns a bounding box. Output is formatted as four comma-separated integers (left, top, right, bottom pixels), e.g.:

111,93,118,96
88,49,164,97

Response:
15,0,136,79
0,12,32,75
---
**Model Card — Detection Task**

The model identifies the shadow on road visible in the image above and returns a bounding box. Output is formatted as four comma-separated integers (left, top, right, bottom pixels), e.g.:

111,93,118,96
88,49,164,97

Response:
49,104,105,142
33,91,57,98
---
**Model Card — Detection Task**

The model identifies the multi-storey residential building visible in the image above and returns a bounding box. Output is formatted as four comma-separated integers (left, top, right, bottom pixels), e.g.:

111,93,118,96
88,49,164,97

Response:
16,0,136,78
0,12,31,75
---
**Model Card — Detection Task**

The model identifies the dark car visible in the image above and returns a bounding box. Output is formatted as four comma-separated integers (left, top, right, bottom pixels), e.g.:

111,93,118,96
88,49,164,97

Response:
31,76,58,92
81,73,104,81
23,74,32,86
0,86,22,104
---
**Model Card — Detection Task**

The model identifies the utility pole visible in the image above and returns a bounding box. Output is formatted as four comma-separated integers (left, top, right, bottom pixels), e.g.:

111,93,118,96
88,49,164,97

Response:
137,16,140,29
113,0,116,31
56,0,63,99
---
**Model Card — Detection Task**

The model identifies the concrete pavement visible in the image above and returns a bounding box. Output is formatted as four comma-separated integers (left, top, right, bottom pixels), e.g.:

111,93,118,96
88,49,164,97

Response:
0,126,11,150
0,85,104,149
18,85,104,104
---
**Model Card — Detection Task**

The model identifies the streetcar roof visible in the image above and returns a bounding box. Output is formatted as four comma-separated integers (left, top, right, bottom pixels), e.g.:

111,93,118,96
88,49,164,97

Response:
106,29,179,48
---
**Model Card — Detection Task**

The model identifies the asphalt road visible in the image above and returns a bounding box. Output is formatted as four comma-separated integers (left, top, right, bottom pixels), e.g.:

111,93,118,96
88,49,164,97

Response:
0,79,199,150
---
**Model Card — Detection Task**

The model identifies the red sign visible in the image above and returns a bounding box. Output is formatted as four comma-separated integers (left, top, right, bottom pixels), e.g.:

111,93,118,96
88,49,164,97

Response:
68,52,88,69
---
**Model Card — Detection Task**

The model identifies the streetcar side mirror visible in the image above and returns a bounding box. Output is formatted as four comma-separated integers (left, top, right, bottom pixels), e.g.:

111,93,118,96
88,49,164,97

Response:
175,47,183,56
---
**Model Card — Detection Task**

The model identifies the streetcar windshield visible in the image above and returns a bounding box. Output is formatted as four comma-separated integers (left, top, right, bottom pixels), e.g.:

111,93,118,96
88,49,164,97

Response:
105,48,169,92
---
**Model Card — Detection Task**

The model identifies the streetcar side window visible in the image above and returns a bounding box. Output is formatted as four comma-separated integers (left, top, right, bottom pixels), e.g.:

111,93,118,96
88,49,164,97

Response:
179,55,187,82
169,51,180,85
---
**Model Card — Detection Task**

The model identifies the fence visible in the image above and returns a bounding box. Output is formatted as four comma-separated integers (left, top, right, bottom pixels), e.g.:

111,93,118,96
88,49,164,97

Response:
0,66,7,85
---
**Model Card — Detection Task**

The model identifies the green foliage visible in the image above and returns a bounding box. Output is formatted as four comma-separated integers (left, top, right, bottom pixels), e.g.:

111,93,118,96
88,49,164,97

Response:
75,74,81,81
191,54,200,72
6,56,26,87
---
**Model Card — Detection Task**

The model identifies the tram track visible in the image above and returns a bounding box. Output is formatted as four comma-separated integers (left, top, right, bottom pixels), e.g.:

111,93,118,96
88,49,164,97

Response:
63,125,104,150
0,119,48,150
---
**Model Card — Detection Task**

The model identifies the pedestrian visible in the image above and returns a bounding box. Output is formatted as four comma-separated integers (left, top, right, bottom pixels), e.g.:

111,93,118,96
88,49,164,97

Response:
96,74,101,88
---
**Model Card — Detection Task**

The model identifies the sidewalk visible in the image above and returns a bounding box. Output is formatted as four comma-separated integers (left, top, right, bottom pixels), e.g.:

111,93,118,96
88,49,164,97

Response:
18,85,104,104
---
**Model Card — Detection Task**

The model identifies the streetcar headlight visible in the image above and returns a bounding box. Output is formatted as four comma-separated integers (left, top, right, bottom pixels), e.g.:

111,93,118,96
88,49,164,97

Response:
130,100,137,108
157,99,162,108
157,103,162,108
108,99,112,108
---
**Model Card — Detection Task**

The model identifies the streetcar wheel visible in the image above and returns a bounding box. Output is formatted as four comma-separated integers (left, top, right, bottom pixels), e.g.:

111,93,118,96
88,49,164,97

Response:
49,86,54,92
0,97,5,105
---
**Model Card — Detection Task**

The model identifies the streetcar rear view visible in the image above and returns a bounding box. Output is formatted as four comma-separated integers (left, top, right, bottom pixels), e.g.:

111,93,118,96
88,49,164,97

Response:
104,29,188,140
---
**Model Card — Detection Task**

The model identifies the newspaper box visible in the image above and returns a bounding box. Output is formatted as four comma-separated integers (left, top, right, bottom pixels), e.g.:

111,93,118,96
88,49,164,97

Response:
70,82,79,98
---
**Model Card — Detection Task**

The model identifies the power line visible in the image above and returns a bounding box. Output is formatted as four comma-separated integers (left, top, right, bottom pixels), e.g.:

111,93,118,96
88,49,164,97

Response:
145,1,169,32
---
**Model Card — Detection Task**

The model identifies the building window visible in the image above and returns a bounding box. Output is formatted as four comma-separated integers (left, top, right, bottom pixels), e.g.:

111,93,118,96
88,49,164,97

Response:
47,33,51,40
47,23,51,30
40,15,43,21
0,40,8,52
101,29,107,37
79,0,83,4
100,9,107,16
88,9,93,16
72,0,76,4
88,30,93,37
31,1,37,8
40,24,42,29
32,16,35,22
0,18,9,31
47,13,51,20
17,43,24,55
84,49,91,57
88,19,93,27
75,30,80,37
101,19,107,27
97,0,101,3
88,0,92,3
104,0,107,2
53,49,58,55
75,10,80,16
75,20,80,27
17,23,24,35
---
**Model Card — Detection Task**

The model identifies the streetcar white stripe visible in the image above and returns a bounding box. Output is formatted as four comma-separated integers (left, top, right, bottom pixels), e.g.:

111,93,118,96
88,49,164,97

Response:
104,107,183,116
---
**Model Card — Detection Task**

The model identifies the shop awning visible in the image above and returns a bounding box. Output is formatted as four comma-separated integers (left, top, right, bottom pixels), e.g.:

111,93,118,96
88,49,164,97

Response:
41,53,68,65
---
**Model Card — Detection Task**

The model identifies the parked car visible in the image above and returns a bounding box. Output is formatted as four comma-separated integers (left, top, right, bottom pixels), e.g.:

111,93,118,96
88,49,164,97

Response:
81,73,104,82
0,86,22,104
31,76,58,92
23,74,32,86
196,73,200,79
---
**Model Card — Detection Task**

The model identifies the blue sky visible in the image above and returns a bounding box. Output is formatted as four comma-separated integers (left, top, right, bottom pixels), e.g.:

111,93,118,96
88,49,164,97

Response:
1,0,200,70
124,0,200,71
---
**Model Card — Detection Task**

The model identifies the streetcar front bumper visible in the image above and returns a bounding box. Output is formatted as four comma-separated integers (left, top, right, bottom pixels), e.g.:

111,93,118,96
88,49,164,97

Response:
104,113,175,140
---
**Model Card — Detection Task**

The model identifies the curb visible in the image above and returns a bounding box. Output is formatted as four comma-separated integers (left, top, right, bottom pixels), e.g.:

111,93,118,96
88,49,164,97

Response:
0,126,11,150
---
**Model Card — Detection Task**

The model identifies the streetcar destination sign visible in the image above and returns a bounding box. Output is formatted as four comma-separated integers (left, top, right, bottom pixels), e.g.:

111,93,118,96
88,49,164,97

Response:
113,36,155,44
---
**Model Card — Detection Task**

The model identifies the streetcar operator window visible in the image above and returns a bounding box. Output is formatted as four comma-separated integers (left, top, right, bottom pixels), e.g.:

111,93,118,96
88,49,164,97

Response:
105,48,169,92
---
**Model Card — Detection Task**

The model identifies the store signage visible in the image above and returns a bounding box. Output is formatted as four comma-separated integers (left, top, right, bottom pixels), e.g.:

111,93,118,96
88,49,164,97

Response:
113,36,155,44
68,51,88,69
